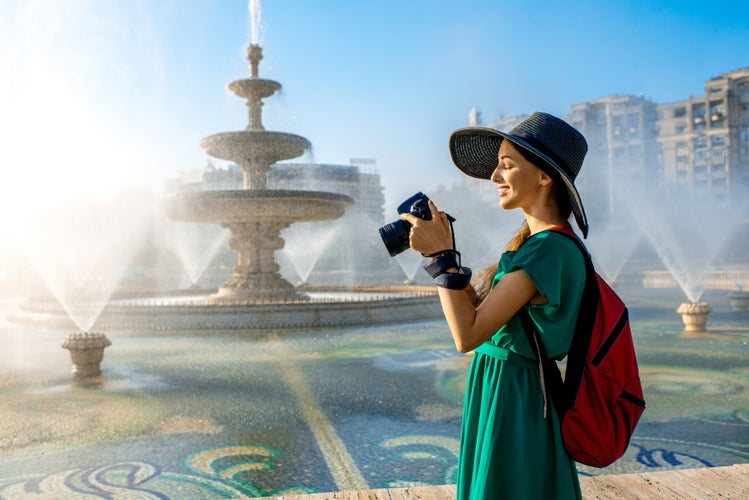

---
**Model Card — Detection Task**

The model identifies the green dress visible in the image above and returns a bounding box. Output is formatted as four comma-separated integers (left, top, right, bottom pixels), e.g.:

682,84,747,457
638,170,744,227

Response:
456,230,586,500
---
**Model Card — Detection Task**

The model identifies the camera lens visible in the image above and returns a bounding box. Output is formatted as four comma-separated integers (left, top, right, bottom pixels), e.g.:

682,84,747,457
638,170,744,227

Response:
378,219,412,256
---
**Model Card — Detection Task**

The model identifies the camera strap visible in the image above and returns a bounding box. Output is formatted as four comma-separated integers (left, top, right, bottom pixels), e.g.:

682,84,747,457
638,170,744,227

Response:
421,218,472,290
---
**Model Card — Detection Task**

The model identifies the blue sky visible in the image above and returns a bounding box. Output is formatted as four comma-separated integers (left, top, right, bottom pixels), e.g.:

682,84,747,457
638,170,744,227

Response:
1,0,748,226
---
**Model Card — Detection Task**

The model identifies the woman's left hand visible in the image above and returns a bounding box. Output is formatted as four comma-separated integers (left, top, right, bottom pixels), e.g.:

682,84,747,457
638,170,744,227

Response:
400,200,454,256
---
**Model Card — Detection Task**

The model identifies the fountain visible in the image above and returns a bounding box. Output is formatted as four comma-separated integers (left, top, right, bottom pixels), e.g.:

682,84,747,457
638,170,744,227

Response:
8,2,441,333
632,193,739,333
162,42,353,302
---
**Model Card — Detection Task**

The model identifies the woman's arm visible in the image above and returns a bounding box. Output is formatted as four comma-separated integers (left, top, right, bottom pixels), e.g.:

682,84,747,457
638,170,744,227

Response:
402,200,538,352
437,269,537,352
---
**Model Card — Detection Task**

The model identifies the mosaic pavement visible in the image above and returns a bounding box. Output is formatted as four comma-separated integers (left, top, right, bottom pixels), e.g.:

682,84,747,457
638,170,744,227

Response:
0,287,748,498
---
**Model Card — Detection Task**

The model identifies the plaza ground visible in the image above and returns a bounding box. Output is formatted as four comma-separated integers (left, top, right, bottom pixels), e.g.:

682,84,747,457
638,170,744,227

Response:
0,286,747,497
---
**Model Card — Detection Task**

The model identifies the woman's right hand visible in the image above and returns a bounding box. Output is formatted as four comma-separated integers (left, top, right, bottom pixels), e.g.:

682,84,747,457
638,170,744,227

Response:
401,200,454,256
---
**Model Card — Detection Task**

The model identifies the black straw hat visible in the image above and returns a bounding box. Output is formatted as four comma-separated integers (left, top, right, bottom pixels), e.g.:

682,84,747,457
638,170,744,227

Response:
449,112,589,238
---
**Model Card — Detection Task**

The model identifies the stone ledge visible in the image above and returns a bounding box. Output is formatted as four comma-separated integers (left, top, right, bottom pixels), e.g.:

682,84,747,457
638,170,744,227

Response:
261,463,749,499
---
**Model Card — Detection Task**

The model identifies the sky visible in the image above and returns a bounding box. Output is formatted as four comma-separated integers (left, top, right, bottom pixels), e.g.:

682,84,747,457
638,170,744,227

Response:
1,0,748,231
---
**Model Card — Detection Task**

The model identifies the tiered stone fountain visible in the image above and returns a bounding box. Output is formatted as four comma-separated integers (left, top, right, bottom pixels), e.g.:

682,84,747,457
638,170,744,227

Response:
163,44,352,303
8,38,442,334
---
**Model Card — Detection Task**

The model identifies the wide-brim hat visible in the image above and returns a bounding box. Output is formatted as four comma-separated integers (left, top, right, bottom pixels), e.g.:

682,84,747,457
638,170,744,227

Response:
449,112,589,238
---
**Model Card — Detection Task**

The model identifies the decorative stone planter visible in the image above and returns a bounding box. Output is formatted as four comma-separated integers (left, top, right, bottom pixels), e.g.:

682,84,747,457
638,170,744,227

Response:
61,332,112,377
676,302,713,332
728,291,749,313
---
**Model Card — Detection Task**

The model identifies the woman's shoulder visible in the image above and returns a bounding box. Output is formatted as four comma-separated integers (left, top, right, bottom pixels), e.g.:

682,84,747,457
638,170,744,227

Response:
513,229,584,267
523,229,580,252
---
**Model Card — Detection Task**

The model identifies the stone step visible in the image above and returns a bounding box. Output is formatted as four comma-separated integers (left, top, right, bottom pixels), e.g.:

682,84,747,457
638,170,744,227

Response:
261,463,749,499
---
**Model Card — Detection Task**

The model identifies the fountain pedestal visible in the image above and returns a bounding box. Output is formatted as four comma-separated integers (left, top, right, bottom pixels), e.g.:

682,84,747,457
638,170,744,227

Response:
61,332,111,377
676,302,713,332
729,291,749,312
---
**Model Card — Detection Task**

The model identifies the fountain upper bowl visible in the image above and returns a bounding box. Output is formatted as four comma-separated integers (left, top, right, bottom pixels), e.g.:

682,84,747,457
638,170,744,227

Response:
227,78,281,99
200,131,311,164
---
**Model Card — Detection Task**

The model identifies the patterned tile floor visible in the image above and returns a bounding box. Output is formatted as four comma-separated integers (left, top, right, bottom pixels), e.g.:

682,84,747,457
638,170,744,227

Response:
0,287,747,498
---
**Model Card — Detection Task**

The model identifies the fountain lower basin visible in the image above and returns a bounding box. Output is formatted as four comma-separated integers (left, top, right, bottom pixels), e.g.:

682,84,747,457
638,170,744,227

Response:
8,286,442,333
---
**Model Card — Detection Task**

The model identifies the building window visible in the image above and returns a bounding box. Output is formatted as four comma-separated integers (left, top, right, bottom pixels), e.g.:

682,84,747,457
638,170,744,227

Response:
675,124,687,134
673,107,687,118
694,135,707,148
693,150,709,160
741,87,749,103
710,101,726,128
711,135,726,147
627,113,639,137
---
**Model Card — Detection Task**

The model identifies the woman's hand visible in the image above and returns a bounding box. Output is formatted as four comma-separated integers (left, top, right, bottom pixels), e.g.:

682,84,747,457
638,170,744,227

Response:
400,200,454,256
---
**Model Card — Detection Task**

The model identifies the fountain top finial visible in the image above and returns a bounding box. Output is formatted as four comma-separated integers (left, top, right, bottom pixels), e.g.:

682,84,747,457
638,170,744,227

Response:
247,44,262,78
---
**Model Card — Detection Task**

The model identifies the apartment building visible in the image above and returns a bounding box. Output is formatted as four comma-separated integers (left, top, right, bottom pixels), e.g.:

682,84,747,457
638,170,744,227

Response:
566,95,660,216
657,68,749,201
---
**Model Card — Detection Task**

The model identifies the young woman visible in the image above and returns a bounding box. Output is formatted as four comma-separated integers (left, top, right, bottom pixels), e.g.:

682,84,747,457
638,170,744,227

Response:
401,112,589,499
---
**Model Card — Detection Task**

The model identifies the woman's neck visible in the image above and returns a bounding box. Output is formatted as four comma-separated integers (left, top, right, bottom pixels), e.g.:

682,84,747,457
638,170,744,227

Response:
524,211,569,235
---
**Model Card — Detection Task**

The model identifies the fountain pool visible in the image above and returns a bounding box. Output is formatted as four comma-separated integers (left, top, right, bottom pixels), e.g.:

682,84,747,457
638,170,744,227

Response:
1,285,748,497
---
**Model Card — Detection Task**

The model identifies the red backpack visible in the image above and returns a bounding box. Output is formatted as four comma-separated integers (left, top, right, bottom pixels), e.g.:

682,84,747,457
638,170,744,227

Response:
519,228,646,468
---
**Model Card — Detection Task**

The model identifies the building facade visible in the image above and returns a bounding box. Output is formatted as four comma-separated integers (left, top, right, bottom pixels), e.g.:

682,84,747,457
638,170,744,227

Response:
469,68,749,213
656,68,749,201
566,95,660,216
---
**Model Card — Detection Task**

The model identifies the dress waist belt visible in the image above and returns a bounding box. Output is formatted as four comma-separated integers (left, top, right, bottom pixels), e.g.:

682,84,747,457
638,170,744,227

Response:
474,343,537,368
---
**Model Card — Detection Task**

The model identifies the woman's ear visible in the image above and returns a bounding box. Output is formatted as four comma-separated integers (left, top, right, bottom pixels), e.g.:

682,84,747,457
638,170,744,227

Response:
538,170,553,187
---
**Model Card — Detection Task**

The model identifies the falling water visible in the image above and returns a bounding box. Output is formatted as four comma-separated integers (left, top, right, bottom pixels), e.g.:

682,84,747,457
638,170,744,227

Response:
20,199,150,331
586,211,642,285
631,193,736,303
394,252,425,282
281,221,342,283
166,221,229,286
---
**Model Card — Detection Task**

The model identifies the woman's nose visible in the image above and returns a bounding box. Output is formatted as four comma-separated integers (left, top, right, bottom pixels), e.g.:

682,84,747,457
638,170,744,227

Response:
490,165,503,183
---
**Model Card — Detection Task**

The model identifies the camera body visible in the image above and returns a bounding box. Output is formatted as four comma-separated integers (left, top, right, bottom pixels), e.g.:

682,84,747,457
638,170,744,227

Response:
378,192,433,257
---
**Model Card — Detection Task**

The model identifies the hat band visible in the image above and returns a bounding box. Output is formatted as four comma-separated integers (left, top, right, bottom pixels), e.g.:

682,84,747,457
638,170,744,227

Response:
515,135,578,180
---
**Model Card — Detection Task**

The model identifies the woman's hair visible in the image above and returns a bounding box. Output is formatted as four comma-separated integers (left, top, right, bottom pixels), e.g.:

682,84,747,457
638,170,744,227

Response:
471,144,572,305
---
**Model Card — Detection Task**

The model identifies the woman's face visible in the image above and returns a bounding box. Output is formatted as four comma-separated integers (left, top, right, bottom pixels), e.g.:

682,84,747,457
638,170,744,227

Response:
490,140,547,211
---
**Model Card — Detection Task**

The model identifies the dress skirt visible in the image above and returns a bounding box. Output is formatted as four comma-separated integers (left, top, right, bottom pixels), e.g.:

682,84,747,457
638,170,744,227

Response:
456,344,581,499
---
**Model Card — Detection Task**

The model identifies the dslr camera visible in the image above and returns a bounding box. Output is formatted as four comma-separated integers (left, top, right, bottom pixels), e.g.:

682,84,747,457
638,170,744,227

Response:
378,192,453,256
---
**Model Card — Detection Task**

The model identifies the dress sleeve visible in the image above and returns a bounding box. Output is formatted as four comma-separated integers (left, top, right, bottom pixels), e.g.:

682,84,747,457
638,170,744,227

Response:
505,232,570,315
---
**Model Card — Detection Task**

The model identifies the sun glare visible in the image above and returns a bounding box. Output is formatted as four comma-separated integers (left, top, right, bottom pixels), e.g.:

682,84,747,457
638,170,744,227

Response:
0,1,167,241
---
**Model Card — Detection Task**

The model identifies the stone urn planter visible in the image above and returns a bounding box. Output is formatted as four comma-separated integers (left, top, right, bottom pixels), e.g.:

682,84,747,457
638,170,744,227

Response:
61,332,111,377
729,291,749,312
676,302,713,332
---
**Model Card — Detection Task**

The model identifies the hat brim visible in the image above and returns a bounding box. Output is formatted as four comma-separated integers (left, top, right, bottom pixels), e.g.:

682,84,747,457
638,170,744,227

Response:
449,127,589,238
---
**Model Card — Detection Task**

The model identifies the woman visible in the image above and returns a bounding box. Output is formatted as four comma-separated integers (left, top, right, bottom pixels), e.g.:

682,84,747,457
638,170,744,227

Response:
401,112,589,499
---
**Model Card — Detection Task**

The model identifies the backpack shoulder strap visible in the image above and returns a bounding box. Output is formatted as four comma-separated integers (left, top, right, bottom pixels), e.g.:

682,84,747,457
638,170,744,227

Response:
547,228,602,414
518,307,564,419
518,227,599,418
